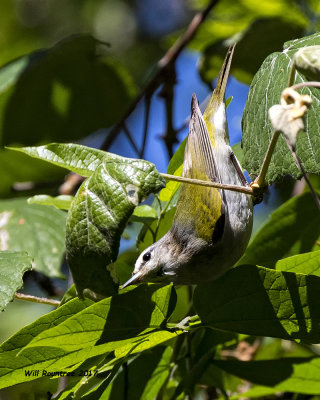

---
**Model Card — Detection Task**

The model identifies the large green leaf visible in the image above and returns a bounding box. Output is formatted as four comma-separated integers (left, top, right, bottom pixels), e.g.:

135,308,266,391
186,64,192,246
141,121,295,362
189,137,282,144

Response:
238,192,320,267
242,32,320,183
99,347,172,400
24,284,176,351
0,198,66,278
276,250,320,277
9,143,111,177
28,194,73,210
0,297,93,389
194,264,320,343
66,156,165,298
0,285,178,389
0,35,137,146
215,357,320,395
0,251,32,311
0,148,66,198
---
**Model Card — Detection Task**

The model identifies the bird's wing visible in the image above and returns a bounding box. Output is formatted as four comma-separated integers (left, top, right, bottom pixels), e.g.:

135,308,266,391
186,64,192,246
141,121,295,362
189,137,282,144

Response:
173,94,225,244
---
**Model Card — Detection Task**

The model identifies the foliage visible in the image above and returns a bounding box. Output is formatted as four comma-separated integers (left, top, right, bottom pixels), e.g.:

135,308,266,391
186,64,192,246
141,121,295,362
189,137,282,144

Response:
1,1,320,399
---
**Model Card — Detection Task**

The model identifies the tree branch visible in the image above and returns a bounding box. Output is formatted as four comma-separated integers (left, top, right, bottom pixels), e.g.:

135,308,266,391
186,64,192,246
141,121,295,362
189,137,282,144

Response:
100,0,220,152
161,173,254,195
14,292,60,307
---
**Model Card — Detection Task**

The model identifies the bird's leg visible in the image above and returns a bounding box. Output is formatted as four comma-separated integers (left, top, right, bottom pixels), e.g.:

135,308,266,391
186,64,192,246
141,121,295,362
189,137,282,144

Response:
230,150,265,204
230,151,249,186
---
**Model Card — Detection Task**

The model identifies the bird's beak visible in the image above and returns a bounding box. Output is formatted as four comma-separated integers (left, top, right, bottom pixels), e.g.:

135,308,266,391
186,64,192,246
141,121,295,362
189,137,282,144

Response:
120,270,144,289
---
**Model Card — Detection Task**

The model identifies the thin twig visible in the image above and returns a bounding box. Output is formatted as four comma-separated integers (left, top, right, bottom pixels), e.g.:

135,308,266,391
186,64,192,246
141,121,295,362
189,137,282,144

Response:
161,173,253,195
288,61,296,87
100,0,220,152
254,130,280,188
14,292,60,307
160,63,177,158
122,122,140,156
140,95,151,158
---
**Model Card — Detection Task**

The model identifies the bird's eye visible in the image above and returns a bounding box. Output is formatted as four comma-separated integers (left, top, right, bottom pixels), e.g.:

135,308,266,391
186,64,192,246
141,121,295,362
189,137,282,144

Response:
143,252,151,262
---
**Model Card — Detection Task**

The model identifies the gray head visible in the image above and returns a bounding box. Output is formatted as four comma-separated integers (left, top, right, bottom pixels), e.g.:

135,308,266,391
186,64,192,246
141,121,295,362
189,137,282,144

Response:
121,233,179,288
121,227,206,289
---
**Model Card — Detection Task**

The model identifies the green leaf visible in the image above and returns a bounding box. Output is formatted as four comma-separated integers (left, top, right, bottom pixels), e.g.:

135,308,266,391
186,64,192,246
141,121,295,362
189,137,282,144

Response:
231,143,244,167
28,194,73,210
242,32,320,183
0,198,66,278
231,385,283,399
0,148,66,198
189,0,307,54
66,156,165,298
130,205,158,223
158,137,186,202
0,35,137,146
215,356,320,395
294,45,320,81
194,264,320,343
0,297,93,389
173,347,216,398
24,284,176,351
112,249,139,286
238,192,320,267
9,143,111,177
99,347,172,400
137,208,176,252
0,251,32,311
200,18,304,85
276,250,320,277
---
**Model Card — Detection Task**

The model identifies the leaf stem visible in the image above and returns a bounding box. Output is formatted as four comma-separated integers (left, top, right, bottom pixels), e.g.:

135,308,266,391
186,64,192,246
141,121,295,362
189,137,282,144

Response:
288,61,296,87
139,95,152,158
253,130,280,188
290,81,320,90
122,122,140,156
161,173,253,195
14,292,60,307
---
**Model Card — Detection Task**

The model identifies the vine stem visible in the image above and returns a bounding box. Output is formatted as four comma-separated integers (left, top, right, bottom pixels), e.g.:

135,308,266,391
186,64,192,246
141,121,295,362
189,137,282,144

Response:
253,130,280,188
290,81,320,90
160,173,254,195
14,292,60,307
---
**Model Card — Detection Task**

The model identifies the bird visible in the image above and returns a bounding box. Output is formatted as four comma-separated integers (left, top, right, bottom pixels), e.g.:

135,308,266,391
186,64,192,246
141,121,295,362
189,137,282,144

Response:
121,45,253,288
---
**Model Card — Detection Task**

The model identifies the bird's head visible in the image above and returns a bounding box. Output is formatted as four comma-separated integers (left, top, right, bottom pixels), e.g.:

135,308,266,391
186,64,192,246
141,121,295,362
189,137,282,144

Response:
121,234,184,289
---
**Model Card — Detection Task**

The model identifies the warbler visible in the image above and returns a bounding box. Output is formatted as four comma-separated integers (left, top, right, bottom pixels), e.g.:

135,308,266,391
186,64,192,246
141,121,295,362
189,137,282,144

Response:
122,45,253,288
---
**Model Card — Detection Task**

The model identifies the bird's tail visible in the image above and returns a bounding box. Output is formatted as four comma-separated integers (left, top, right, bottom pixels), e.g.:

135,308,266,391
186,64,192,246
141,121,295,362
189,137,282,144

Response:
203,44,235,145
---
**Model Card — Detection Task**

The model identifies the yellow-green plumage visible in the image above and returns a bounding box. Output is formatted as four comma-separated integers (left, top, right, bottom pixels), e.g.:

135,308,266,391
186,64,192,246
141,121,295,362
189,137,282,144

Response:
122,45,253,288
173,96,223,243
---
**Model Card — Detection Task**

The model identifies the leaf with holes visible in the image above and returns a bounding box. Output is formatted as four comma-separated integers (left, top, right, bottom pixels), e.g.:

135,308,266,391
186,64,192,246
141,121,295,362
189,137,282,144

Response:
242,32,320,183
66,157,165,298
0,251,32,311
